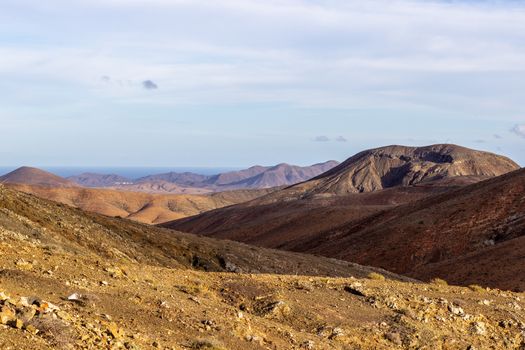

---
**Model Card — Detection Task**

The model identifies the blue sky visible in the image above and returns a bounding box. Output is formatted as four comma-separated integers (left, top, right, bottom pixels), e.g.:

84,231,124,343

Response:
1,0,524,167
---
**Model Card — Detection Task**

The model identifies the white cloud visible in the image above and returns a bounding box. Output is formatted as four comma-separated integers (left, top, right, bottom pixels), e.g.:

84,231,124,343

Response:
2,0,525,114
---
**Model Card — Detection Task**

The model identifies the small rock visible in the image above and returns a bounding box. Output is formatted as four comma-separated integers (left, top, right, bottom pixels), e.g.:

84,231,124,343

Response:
448,304,465,316
470,321,486,335
300,340,315,349
385,332,402,345
15,259,33,271
107,321,123,339
25,324,39,334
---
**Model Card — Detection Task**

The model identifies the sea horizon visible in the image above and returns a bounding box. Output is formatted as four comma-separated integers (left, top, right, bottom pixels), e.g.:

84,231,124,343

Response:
0,166,243,179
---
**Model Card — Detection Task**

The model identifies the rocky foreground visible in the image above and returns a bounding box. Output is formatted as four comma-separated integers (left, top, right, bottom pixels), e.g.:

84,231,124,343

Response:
1,185,525,349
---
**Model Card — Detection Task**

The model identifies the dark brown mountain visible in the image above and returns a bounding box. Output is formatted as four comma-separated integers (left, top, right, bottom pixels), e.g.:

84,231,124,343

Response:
289,168,525,290
280,144,518,197
0,166,78,188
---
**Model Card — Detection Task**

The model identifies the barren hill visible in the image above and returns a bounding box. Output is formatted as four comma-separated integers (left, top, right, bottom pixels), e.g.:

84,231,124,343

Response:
2,185,525,349
283,144,519,197
5,183,274,224
0,167,78,188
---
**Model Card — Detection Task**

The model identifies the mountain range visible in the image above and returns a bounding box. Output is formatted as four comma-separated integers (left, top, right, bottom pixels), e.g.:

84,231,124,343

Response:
66,161,340,193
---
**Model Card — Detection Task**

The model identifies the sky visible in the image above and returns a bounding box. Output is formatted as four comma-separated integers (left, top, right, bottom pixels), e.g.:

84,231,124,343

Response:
1,0,524,167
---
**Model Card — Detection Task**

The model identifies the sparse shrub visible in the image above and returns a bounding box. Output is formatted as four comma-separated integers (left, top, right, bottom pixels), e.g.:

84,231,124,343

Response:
368,272,386,281
431,278,448,286
28,316,76,348
175,281,209,296
190,338,227,350
469,284,486,293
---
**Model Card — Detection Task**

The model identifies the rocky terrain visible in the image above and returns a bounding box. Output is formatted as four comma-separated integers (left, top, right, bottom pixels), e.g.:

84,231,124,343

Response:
2,184,525,349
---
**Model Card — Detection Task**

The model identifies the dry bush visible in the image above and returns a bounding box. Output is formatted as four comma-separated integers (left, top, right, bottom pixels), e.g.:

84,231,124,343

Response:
469,284,486,293
430,278,448,286
190,338,227,350
368,272,386,281
28,316,76,348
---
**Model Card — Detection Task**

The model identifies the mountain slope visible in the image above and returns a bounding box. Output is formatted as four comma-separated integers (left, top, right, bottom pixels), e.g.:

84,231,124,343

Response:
0,167,78,188
2,185,525,349
283,144,519,197
293,168,525,290
164,183,464,249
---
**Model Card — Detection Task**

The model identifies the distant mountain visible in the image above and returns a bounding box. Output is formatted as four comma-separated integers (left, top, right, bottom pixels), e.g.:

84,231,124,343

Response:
0,166,78,188
205,161,340,189
68,173,132,187
135,172,209,187
66,160,340,193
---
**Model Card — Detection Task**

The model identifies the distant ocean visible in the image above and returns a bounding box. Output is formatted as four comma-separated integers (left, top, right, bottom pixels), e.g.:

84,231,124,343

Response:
0,166,242,180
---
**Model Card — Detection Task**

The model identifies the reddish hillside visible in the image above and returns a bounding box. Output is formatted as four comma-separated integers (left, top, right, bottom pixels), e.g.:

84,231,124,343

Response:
6,183,274,224
162,179,473,249
294,168,525,290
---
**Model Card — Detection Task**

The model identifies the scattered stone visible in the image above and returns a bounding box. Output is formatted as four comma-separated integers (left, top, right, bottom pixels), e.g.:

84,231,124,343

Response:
470,322,486,335
385,332,403,345
344,285,366,297
107,321,123,339
25,324,39,334
448,304,465,316
301,340,315,349
15,258,33,270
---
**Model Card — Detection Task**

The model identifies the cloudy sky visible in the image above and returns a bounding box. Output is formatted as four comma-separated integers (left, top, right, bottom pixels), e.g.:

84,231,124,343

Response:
1,0,524,167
